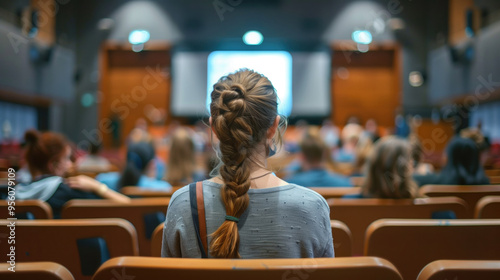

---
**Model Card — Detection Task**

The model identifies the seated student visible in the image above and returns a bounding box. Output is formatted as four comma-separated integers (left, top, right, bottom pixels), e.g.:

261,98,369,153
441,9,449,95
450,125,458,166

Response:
409,135,434,175
286,129,352,187
351,135,373,177
162,69,333,258
347,136,418,199
164,128,206,186
414,137,490,186
77,142,111,172
15,130,130,218
334,123,363,163
97,142,171,190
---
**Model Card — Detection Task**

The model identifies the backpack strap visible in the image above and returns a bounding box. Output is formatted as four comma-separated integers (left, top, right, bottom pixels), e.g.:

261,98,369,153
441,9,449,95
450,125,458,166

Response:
189,181,208,258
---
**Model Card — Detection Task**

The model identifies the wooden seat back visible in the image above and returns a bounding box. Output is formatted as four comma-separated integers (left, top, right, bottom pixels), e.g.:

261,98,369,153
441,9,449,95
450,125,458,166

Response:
417,260,500,280
328,197,468,255
475,196,500,218
366,219,500,280
0,200,53,219
0,219,138,280
420,184,500,217
484,169,500,177
93,257,403,280
61,198,169,256
489,176,500,184
0,262,74,280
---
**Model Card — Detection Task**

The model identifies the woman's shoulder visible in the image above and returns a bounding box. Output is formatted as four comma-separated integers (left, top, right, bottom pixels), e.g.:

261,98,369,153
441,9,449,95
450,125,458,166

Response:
284,184,330,209
168,184,191,207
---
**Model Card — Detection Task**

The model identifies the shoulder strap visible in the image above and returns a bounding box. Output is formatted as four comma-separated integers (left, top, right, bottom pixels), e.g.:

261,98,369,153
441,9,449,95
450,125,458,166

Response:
189,181,208,258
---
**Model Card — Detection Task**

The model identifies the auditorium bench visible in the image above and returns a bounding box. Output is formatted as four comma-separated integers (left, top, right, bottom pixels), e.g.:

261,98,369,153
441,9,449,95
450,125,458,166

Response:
417,260,500,280
61,197,169,256
475,196,500,218
93,257,403,280
489,176,500,184
365,219,500,280
327,197,468,255
419,184,500,217
0,199,53,219
0,219,138,280
484,169,500,177
0,262,74,280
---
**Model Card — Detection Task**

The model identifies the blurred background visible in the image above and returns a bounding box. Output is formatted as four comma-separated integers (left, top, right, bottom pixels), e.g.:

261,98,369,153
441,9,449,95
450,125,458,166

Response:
0,0,499,174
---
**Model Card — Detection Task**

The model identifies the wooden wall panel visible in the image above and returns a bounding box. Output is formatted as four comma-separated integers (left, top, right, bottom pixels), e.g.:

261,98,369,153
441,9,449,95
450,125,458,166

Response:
99,44,171,148
449,0,480,45
30,0,56,45
331,44,401,128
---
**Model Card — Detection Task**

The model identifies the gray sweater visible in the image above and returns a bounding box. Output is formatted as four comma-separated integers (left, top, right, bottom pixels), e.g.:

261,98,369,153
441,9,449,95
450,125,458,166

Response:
161,180,334,258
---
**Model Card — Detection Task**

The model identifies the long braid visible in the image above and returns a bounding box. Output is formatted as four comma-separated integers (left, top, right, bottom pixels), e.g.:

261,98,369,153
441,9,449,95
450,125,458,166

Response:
209,69,278,258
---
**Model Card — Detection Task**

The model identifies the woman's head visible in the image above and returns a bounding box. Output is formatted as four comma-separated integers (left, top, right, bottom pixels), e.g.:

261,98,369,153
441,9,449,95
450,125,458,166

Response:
209,69,283,258
118,141,156,188
442,137,488,184
299,128,328,167
166,128,195,185
24,130,72,177
409,134,423,167
353,135,373,175
362,136,418,199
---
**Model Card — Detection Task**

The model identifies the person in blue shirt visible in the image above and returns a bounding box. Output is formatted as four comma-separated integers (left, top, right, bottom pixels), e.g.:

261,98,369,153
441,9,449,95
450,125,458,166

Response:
97,142,171,191
286,128,352,187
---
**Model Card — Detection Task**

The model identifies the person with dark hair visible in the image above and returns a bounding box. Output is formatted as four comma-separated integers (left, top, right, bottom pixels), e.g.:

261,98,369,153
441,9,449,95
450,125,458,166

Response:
409,135,434,175
77,142,111,172
162,69,333,258
286,128,352,187
414,137,490,186
96,142,171,190
15,130,130,218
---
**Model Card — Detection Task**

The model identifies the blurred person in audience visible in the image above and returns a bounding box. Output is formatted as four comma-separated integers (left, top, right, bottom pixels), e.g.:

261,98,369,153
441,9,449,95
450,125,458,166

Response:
346,116,361,125
286,128,352,187
165,128,206,186
283,119,309,153
363,118,380,143
162,69,333,258
351,135,373,177
192,120,210,153
394,112,411,138
320,119,340,149
127,118,151,144
15,130,130,218
15,141,32,184
77,142,111,172
334,123,363,163
460,127,491,165
97,141,171,190
414,137,489,186
353,136,418,199
409,135,434,175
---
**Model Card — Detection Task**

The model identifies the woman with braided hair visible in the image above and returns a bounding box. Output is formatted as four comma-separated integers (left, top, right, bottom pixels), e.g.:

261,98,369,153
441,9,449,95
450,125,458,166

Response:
162,69,333,258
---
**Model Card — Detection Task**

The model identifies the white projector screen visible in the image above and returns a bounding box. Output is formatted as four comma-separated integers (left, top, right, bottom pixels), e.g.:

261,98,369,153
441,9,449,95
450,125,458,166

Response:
170,51,330,118
207,51,293,116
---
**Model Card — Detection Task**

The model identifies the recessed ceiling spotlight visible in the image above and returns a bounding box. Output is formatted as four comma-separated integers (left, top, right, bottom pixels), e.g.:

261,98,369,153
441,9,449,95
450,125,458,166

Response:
128,30,150,45
243,30,263,45
352,30,372,45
